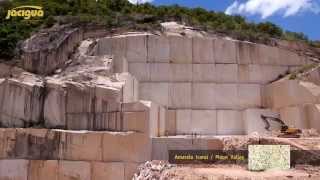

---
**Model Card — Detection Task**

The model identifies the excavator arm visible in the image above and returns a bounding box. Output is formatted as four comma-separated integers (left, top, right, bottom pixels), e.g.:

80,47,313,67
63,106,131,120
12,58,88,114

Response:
260,115,288,131
260,115,301,138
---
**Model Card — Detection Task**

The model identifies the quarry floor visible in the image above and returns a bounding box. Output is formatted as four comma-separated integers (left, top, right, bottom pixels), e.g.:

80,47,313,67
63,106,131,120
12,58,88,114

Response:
137,132,320,180
135,162,320,180
162,164,320,180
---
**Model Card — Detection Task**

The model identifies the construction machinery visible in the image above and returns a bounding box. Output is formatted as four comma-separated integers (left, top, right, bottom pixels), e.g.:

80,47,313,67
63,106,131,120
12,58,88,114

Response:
260,115,302,138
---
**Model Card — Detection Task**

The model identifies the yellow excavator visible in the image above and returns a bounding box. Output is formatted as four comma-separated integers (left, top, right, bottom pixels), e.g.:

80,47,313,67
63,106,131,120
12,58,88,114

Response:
260,115,302,138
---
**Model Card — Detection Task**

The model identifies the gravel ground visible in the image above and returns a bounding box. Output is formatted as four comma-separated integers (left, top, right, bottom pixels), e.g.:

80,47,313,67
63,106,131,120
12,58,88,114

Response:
134,161,320,180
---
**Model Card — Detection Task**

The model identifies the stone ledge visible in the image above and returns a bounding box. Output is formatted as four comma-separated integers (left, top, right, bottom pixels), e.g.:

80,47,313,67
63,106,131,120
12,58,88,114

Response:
0,159,138,180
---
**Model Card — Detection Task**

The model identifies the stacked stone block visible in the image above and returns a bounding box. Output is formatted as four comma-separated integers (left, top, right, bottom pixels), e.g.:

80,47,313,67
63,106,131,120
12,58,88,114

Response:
0,72,143,131
0,36,161,179
96,33,306,135
0,128,150,180
0,73,44,128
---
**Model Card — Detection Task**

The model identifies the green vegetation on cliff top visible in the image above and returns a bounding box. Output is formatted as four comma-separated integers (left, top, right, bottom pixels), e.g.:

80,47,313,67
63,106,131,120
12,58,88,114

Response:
0,0,319,59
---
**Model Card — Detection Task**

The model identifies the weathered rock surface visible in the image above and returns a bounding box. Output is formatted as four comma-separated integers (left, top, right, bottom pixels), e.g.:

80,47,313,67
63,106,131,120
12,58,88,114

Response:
2,23,320,180
21,25,83,75
0,72,44,128
0,40,144,131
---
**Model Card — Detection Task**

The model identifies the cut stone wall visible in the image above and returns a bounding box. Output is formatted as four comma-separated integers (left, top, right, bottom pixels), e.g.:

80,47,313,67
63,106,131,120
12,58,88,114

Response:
280,106,309,129
302,68,320,86
139,82,261,110
162,108,284,135
263,79,320,131
0,129,143,179
0,159,137,180
305,104,320,131
262,80,320,109
0,30,318,179
151,136,264,160
0,159,29,180
217,110,244,135
0,70,149,132
4,31,310,137
0,73,44,128
97,34,305,74
126,63,290,84
96,33,307,135
152,136,223,160
0,128,150,163
276,104,320,130
243,108,281,134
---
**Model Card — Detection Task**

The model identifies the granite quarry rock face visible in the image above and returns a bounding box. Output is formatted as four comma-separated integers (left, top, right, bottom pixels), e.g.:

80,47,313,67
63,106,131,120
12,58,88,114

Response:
95,32,318,136
1,30,320,135
0,40,141,131
1,23,320,179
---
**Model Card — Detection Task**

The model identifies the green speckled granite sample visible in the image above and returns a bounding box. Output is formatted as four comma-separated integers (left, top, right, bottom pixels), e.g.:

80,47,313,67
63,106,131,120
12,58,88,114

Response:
248,145,290,171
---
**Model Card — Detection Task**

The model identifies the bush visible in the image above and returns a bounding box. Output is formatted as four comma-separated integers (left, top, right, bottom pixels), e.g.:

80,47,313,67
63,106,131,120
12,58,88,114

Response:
44,16,56,28
283,31,309,42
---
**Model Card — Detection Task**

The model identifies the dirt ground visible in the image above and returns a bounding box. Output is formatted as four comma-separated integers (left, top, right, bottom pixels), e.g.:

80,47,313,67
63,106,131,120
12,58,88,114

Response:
161,164,320,180
134,161,320,180
134,132,320,180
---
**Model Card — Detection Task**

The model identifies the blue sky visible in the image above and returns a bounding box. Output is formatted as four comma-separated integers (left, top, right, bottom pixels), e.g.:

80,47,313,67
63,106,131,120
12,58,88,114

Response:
136,0,320,40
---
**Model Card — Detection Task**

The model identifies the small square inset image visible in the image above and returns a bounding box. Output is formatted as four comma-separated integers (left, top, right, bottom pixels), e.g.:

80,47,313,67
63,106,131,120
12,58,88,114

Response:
248,145,290,171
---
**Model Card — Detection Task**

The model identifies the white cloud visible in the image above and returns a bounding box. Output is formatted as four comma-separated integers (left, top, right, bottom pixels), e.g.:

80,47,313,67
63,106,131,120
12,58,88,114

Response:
128,0,153,4
225,0,320,18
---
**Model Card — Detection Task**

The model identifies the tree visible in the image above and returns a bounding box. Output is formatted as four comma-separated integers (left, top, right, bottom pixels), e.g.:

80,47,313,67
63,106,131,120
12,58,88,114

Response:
257,22,283,38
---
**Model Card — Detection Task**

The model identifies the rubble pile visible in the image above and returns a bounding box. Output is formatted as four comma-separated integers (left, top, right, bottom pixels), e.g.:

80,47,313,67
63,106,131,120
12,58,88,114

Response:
133,161,320,180
133,161,174,180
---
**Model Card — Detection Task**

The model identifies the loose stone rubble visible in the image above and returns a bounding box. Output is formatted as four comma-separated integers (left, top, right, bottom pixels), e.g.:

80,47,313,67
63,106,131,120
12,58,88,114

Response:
133,161,174,180
133,161,320,180
1,22,320,179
